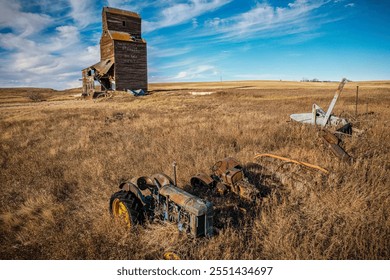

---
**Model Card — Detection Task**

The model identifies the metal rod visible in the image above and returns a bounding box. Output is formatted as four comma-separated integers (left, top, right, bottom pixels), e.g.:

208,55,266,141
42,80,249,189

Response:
355,85,359,117
173,161,177,186
322,78,347,126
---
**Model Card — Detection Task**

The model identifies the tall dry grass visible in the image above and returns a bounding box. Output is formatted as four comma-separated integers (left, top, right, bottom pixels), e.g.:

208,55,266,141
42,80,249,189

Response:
0,81,389,259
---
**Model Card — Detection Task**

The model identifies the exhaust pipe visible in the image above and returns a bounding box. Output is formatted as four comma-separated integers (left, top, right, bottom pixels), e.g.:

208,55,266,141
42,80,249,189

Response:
172,161,177,186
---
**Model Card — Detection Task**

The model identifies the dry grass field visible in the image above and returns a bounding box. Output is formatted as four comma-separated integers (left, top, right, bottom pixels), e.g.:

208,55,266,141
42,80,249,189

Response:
0,80,389,260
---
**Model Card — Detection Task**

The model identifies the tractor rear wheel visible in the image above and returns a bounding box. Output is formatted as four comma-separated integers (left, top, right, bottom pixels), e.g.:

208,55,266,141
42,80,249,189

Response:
109,190,143,228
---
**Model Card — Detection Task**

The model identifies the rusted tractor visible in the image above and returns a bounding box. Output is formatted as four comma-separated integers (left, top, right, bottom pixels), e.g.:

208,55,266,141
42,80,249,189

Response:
109,173,213,237
190,157,259,202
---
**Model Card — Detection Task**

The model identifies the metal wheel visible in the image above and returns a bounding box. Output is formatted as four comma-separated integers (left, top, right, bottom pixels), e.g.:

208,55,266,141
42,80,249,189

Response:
109,190,143,228
163,251,181,260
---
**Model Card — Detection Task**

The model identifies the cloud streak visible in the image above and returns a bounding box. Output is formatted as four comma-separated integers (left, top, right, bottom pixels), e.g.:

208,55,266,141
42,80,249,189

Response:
144,0,232,32
200,0,329,41
173,64,219,80
68,0,99,28
148,45,191,58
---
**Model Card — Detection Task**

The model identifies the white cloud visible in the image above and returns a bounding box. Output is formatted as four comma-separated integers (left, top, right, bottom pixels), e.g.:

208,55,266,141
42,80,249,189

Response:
175,71,188,79
345,3,355,8
106,0,173,14
173,65,218,80
199,0,329,41
144,0,232,32
68,0,99,28
148,45,191,58
106,0,143,12
192,18,199,28
0,1,53,36
159,58,197,69
234,73,287,80
205,17,227,28
47,25,80,52
0,33,35,50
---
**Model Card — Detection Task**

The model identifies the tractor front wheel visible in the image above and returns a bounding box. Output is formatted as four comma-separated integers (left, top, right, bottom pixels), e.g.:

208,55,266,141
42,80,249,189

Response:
109,191,143,228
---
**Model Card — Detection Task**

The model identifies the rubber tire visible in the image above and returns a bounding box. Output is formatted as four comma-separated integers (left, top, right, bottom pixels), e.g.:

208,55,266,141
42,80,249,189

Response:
109,190,144,227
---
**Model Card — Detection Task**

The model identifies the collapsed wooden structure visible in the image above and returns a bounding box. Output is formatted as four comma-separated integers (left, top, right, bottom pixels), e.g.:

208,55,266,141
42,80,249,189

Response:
82,7,147,96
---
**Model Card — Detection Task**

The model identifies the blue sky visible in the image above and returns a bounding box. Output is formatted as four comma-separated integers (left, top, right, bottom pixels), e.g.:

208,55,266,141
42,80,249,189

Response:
0,0,389,89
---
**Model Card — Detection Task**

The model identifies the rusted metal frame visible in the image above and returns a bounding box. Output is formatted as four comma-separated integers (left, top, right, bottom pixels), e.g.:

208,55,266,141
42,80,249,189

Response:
320,131,351,161
324,141,351,161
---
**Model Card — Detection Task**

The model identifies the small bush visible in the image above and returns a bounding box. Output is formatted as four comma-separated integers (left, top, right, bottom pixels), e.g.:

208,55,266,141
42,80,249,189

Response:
28,92,43,102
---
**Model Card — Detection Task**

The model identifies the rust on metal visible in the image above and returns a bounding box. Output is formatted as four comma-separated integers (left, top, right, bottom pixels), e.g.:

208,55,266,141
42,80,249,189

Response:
151,173,174,188
320,130,351,161
325,142,351,161
212,157,241,175
191,157,259,202
133,176,155,190
321,130,339,145
119,181,150,205
190,173,214,187
160,184,209,216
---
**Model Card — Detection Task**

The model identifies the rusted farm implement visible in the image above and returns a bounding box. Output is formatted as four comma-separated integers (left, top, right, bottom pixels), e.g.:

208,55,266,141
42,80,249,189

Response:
109,156,328,238
290,78,360,161
190,157,260,203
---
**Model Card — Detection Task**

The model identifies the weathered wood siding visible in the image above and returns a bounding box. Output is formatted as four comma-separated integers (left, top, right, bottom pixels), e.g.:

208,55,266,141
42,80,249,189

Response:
100,31,114,60
114,41,147,91
103,10,141,37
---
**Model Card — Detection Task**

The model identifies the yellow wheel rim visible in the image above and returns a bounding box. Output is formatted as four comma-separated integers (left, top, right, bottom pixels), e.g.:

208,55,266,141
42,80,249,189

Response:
112,198,131,228
163,252,181,260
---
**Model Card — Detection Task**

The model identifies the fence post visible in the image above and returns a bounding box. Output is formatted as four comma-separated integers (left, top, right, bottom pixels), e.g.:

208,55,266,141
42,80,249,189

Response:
355,85,359,117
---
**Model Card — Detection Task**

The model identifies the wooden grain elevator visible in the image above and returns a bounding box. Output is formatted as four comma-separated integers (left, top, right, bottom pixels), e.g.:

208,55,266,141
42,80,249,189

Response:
82,7,147,96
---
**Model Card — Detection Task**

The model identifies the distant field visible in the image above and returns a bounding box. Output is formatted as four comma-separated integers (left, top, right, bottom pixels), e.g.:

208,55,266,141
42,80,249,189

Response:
0,80,389,259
